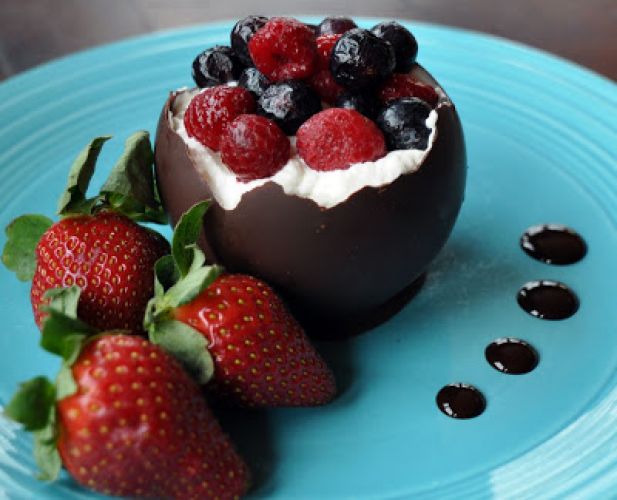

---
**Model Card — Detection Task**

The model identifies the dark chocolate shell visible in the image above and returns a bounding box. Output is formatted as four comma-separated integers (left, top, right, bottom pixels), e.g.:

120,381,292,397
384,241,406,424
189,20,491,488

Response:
154,65,466,337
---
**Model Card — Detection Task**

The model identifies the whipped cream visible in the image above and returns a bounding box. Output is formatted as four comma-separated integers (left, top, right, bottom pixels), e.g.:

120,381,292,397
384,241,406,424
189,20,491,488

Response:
170,88,440,210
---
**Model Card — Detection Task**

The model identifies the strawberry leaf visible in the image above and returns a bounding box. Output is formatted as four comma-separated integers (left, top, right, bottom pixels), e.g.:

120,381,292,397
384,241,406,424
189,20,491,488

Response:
57,136,111,216
1,214,53,281
154,255,180,294
5,377,62,481
33,408,61,481
172,201,211,277
4,377,56,432
149,320,214,384
40,287,97,363
100,131,167,224
164,256,222,308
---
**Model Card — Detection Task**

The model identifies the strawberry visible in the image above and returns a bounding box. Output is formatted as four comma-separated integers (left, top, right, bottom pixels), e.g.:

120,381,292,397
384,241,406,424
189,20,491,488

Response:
2,132,170,332
30,211,168,331
5,287,249,499
144,202,336,407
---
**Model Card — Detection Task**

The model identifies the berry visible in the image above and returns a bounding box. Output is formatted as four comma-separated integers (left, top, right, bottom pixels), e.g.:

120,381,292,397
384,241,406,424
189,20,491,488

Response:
231,15,268,66
172,274,337,407
378,74,439,107
376,97,432,151
184,86,255,151
58,335,249,498
191,45,244,88
248,17,317,81
308,70,344,104
316,16,357,35
371,21,418,72
238,67,271,98
335,91,379,118
330,29,396,89
315,34,342,70
31,212,169,332
220,115,290,181
296,108,387,171
257,80,322,135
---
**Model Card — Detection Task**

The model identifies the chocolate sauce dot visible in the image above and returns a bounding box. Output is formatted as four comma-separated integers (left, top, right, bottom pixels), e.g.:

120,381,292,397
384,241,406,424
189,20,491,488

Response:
436,383,486,419
517,280,578,320
485,338,539,374
521,224,586,265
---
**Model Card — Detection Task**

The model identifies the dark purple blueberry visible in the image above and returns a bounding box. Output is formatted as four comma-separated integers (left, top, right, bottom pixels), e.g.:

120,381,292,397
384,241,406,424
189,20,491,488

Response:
330,29,396,90
371,21,418,72
334,92,379,119
257,81,322,135
376,97,432,150
231,15,268,66
316,16,357,35
191,46,244,88
238,67,271,98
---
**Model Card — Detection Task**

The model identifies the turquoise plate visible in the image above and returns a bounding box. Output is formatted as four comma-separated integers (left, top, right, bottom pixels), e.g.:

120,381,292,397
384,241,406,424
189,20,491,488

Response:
1,18,616,499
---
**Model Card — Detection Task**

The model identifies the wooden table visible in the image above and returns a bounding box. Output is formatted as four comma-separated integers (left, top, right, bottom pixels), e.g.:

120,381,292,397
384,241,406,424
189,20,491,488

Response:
0,0,615,82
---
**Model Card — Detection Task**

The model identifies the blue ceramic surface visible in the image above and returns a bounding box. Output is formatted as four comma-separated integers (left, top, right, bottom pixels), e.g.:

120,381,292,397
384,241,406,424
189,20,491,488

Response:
0,18,616,499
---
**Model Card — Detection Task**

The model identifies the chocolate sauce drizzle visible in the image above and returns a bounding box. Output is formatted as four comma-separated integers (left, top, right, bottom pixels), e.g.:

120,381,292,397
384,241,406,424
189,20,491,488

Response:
436,384,486,419
485,338,539,374
517,280,579,320
521,224,586,265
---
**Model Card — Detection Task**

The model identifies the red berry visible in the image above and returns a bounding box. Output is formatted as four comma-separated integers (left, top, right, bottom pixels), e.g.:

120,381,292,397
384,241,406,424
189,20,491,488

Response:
296,108,387,171
378,74,439,107
308,70,344,104
31,212,169,332
220,114,290,182
248,17,317,81
173,274,336,407
184,86,255,151
315,34,342,70
57,334,249,498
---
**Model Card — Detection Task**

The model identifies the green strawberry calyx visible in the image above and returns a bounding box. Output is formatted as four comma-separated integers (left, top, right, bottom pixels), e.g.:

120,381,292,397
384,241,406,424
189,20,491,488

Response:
145,201,222,385
1,131,167,282
57,131,166,222
4,286,98,481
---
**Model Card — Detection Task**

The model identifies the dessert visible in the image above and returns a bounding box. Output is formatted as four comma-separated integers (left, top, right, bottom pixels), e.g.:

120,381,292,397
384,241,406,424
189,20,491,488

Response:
155,16,466,337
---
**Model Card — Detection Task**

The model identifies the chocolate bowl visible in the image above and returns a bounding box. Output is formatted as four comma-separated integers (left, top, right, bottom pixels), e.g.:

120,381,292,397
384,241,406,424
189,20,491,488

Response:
154,64,466,338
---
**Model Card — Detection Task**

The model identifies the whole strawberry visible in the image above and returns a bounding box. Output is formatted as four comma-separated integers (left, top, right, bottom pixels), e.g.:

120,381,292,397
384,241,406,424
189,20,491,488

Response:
2,132,170,332
5,287,249,499
144,202,336,407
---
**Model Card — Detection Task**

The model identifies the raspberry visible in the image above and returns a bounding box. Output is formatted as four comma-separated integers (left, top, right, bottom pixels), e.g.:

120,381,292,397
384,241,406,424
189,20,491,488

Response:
316,34,342,70
308,70,344,104
296,108,386,171
378,74,439,107
248,17,317,81
220,115,290,181
184,86,255,151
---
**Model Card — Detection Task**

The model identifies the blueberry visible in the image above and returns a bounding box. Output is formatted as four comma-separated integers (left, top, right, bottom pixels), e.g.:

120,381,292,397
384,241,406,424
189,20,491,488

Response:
258,81,322,135
330,29,396,90
371,21,418,72
231,15,268,66
192,46,244,88
335,92,378,119
317,16,357,35
376,97,432,150
238,67,271,98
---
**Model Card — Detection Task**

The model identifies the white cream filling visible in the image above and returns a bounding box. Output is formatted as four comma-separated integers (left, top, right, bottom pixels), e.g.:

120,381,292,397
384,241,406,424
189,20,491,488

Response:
170,88,440,210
